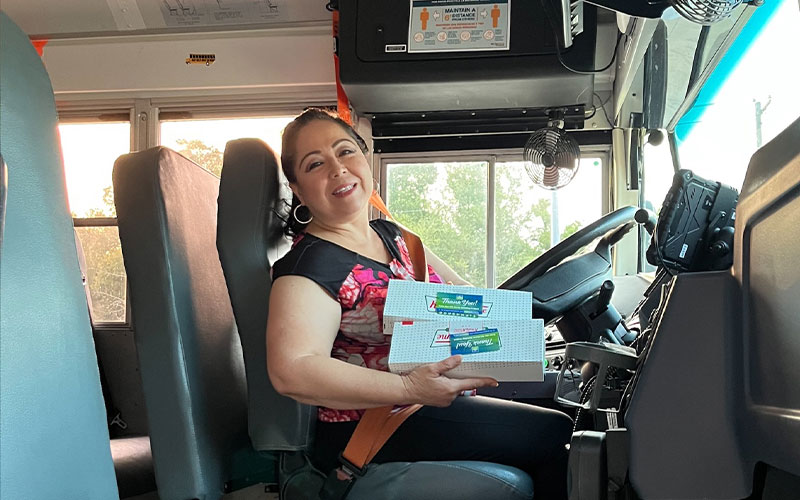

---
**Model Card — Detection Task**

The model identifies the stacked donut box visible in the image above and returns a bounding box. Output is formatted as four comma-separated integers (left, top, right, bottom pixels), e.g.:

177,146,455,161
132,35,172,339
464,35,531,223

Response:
385,280,545,382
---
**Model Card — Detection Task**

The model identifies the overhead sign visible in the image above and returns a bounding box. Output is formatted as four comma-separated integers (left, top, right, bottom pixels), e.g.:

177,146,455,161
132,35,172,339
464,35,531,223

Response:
408,0,510,53
157,0,286,27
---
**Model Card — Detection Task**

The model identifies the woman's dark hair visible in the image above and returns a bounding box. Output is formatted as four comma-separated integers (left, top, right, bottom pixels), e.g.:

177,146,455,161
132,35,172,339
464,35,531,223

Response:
279,108,369,237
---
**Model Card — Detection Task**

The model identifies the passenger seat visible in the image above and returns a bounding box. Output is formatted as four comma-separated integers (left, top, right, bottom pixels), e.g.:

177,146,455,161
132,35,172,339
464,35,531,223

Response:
114,147,273,500
0,11,118,500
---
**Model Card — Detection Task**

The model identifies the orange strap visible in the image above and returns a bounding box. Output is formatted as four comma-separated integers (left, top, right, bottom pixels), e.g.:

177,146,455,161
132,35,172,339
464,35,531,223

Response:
332,10,352,125
334,9,421,282
337,191,428,473
369,190,429,282
340,404,423,472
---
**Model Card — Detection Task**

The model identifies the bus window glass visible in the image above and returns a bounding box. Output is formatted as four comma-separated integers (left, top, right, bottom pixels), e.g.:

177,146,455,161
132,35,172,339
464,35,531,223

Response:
661,6,749,124
60,121,131,323
61,122,129,217
674,0,800,191
385,156,604,288
386,161,488,287
159,116,293,176
495,157,603,285
74,225,127,323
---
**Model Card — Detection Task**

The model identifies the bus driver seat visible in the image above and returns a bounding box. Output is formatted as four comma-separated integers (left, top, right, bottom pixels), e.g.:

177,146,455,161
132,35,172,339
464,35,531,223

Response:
217,138,536,499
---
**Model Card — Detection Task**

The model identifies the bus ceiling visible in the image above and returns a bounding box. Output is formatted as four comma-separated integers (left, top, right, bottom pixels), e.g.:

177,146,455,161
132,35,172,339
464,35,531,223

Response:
1,0,762,137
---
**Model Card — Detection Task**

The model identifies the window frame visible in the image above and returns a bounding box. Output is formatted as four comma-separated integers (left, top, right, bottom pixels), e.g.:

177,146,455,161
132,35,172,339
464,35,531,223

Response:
377,146,611,287
58,101,325,327
72,217,132,329
59,113,136,328
157,110,301,176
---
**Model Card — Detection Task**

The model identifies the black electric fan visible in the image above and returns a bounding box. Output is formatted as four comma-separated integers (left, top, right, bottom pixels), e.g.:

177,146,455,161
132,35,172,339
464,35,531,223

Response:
523,110,581,190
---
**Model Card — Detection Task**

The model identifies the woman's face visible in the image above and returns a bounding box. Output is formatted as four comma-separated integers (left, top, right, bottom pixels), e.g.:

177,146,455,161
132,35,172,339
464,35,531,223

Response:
289,119,372,226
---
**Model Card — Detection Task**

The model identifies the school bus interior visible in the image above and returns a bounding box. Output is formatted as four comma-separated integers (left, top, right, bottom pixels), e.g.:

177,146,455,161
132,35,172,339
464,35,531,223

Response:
1,0,800,499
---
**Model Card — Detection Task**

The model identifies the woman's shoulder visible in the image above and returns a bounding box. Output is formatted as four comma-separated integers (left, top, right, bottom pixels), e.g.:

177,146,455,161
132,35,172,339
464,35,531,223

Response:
272,234,357,297
370,218,402,239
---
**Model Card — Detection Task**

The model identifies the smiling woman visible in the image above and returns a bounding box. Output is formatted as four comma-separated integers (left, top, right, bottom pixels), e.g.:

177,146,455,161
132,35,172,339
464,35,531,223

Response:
266,108,573,498
5,0,800,497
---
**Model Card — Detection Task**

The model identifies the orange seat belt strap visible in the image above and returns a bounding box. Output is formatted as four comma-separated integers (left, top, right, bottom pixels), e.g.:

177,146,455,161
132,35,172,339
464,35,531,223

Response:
339,404,423,474
369,190,429,283
331,191,429,480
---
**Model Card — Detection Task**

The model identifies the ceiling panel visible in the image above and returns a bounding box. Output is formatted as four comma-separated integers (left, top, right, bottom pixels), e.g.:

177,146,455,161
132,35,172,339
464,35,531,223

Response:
1,0,330,38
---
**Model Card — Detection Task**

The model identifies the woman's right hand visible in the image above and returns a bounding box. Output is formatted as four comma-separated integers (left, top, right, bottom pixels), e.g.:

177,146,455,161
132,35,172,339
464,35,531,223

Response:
400,355,498,407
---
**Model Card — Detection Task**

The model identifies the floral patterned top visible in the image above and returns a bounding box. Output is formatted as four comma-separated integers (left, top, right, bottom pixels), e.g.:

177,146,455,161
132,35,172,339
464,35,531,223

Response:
272,219,443,422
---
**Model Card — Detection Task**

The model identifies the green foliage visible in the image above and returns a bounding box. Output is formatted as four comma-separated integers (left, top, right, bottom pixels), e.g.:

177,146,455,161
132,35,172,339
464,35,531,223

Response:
73,187,126,323
77,225,127,323
387,163,582,287
388,162,487,286
175,138,224,176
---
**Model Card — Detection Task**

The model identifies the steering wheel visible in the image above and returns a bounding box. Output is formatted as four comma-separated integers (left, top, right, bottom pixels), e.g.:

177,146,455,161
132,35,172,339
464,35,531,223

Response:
498,206,638,324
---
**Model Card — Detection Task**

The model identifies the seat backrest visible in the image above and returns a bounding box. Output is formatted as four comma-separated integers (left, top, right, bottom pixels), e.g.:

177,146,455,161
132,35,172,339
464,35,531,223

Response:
1,155,6,259
733,114,800,480
113,147,250,499
0,11,118,500
217,138,315,451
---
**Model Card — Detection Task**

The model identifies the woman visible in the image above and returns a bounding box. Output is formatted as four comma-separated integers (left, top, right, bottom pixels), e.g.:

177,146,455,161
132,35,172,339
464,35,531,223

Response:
267,108,572,498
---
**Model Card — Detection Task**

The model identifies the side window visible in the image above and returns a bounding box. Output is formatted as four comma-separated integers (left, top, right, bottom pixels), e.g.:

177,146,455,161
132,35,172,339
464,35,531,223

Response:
60,121,131,324
159,116,293,176
384,155,605,288
386,161,488,286
495,157,603,285
674,0,800,191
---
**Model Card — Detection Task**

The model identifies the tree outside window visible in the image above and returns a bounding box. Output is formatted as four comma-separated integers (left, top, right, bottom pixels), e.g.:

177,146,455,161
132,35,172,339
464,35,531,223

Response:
386,159,600,288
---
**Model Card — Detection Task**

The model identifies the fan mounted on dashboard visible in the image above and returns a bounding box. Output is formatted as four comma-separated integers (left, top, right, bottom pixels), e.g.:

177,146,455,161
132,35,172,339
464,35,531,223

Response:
523,109,580,190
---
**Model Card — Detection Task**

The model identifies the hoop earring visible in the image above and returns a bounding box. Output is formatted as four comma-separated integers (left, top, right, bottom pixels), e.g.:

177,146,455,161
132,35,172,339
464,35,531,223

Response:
292,204,313,224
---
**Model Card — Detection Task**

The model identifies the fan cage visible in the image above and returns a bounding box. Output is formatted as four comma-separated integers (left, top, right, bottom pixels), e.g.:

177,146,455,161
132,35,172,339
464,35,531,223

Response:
523,127,581,190
669,0,743,25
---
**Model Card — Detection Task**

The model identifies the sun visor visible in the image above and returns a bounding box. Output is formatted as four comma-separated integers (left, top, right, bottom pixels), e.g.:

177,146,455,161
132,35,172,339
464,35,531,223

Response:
337,0,597,116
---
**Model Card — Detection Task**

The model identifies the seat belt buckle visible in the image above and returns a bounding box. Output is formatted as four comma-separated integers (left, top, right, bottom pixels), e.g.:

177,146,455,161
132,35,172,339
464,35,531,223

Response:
318,454,366,500
336,452,367,479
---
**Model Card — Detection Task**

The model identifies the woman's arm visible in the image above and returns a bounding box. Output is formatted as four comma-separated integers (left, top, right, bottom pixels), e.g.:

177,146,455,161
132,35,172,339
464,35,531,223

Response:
424,246,472,286
267,275,495,409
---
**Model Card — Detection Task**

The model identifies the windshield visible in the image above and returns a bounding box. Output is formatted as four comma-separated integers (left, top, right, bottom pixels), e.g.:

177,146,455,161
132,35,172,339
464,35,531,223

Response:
661,5,751,126
673,0,800,191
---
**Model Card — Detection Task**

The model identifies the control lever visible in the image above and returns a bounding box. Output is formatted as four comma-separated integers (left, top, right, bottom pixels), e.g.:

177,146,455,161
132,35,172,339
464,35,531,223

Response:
634,208,657,235
594,280,614,316
557,282,636,346
590,280,622,344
